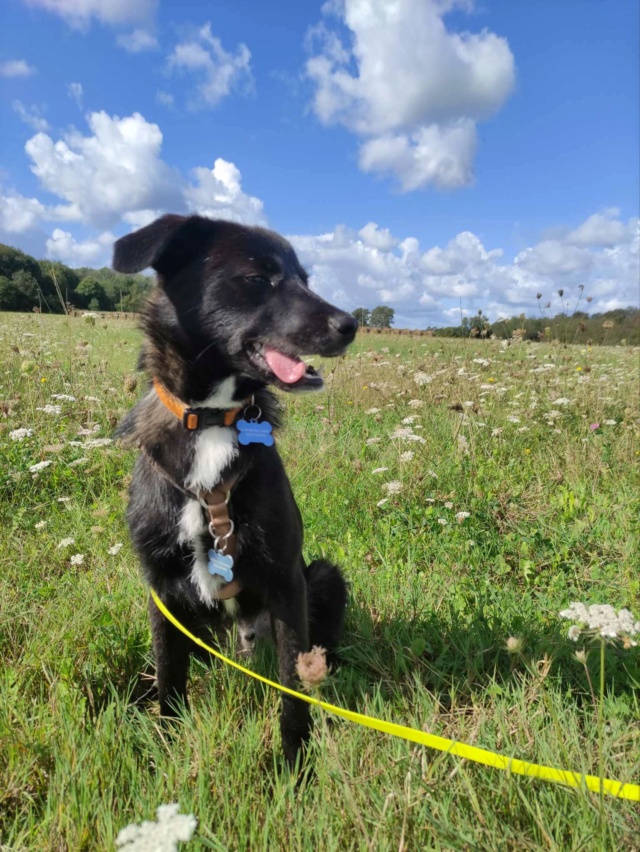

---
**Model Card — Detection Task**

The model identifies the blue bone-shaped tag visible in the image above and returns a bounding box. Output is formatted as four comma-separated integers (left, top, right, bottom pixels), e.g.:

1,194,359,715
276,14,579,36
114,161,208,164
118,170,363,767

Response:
207,549,234,582
237,418,274,447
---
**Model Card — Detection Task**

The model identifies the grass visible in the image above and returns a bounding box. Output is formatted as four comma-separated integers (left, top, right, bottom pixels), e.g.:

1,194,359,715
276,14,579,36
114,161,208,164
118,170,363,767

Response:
0,310,639,850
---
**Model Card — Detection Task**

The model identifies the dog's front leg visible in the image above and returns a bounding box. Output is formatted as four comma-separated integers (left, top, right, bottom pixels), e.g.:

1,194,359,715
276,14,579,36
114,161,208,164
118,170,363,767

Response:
269,571,311,769
148,593,192,717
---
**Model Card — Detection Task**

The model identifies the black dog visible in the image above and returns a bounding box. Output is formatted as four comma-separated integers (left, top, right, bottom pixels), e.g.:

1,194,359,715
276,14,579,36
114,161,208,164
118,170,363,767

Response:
112,215,357,767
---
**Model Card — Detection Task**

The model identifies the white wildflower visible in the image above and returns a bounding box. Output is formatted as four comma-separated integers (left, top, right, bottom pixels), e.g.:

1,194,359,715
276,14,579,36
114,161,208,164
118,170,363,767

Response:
553,397,572,406
10,428,33,441
35,520,47,530
29,460,52,473
399,451,414,462
507,416,520,423
84,396,99,402
57,537,75,549
68,457,88,467
463,401,474,407
437,518,448,526
116,802,196,850
70,553,85,566
383,480,402,494
365,437,381,445
413,372,432,386
455,511,471,523
559,603,640,644
444,501,454,509
472,358,490,366
51,394,76,402
57,496,71,503
108,543,123,555
365,407,381,415
83,438,113,448
604,419,617,425
36,404,62,415
390,427,426,444
491,428,503,437
457,435,470,454
427,469,438,479
408,399,424,408
372,467,389,474
376,498,388,508
401,415,419,424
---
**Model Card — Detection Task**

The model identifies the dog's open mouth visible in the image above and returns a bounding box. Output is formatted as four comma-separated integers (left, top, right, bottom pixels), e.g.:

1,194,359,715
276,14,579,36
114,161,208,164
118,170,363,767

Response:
246,343,323,391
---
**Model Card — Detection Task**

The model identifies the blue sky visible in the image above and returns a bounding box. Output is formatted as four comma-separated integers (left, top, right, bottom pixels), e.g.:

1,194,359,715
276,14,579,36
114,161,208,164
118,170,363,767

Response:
1,0,638,327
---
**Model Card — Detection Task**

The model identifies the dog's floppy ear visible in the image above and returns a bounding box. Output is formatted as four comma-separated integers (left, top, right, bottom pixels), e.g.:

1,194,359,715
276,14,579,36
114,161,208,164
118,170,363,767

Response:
112,214,189,274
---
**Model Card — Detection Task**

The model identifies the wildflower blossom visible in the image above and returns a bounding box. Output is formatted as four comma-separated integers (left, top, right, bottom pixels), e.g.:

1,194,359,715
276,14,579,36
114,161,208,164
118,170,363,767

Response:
35,520,47,530
10,428,33,441
116,803,197,852
560,603,639,644
108,543,123,555
506,636,523,653
401,415,419,425
552,398,572,406
70,554,85,566
68,457,88,467
372,467,389,474
83,438,113,447
365,437,381,445
29,460,52,473
399,451,414,462
413,371,432,386
376,498,388,508
296,646,328,689
455,511,470,523
51,394,76,402
390,427,426,444
444,501,454,509
604,419,617,425
57,537,75,549
437,518,448,526
408,399,424,408
36,404,62,415
383,480,402,494
365,407,381,415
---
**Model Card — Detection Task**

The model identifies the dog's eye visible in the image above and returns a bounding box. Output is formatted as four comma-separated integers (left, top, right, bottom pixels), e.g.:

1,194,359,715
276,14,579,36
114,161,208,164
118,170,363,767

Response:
246,275,272,287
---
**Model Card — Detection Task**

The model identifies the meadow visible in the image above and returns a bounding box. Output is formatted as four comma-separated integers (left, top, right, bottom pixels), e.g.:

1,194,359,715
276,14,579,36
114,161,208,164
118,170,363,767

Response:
0,311,638,851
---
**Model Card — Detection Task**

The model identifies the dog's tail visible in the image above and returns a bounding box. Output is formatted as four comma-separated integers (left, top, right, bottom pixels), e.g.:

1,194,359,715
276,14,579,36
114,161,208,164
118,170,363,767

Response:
304,559,348,664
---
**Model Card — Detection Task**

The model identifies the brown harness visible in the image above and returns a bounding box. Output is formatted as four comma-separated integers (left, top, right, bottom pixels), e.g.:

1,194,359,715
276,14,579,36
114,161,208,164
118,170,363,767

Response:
148,380,249,601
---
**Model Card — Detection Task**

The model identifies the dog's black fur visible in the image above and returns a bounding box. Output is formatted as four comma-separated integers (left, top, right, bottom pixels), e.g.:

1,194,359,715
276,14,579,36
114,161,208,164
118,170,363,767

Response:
113,215,357,767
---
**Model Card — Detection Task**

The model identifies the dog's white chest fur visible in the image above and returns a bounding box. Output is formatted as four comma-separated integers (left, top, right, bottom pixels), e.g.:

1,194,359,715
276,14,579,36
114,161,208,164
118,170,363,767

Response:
178,377,242,610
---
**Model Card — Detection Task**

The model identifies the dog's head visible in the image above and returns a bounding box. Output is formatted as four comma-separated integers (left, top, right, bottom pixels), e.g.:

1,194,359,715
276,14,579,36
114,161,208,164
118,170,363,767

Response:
113,215,357,393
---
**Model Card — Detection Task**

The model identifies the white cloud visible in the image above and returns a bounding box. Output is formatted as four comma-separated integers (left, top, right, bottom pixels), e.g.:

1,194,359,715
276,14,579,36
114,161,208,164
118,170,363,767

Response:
0,59,36,77
21,0,157,29
25,111,182,228
167,23,253,108
566,209,630,247
12,100,50,132
290,211,639,326
184,159,266,225
0,191,47,233
67,82,83,108
155,90,175,108
306,0,515,190
358,221,398,250
117,29,158,53
45,228,115,266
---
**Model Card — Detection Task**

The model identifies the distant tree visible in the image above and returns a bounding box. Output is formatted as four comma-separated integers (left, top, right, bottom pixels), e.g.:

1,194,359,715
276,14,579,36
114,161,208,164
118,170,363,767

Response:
0,276,20,310
11,270,40,310
370,305,395,328
352,307,370,327
76,277,109,310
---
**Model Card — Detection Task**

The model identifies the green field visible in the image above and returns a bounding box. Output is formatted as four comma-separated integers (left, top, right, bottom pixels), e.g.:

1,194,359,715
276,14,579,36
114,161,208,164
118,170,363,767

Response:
1,311,638,850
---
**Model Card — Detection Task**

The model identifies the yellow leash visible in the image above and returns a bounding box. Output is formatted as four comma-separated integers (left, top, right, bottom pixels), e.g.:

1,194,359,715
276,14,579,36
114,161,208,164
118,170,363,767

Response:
150,589,639,802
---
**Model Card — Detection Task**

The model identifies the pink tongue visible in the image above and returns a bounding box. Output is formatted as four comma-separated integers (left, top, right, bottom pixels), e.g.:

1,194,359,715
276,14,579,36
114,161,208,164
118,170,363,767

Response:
263,347,307,384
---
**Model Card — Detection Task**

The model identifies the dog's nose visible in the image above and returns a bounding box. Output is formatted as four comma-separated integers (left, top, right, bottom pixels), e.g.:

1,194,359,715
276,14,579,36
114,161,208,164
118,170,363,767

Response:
329,313,358,338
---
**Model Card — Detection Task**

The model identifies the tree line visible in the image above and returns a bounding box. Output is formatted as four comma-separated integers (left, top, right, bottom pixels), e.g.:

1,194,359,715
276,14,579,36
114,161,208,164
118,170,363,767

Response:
0,243,152,314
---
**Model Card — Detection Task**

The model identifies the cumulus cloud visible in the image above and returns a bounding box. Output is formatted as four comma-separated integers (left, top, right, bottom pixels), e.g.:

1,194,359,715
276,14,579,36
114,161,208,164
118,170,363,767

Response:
290,212,639,326
167,23,253,108
185,159,266,225
21,0,157,29
45,228,115,266
0,191,47,233
0,59,36,77
305,0,515,191
12,100,50,132
117,29,158,53
25,111,182,228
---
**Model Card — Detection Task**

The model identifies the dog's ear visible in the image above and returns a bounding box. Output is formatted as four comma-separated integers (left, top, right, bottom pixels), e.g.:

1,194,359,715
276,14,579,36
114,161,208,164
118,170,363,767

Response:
112,214,192,274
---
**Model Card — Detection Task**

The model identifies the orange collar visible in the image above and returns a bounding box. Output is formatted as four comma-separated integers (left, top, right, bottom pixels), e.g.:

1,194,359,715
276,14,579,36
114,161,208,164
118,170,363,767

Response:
153,378,244,431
